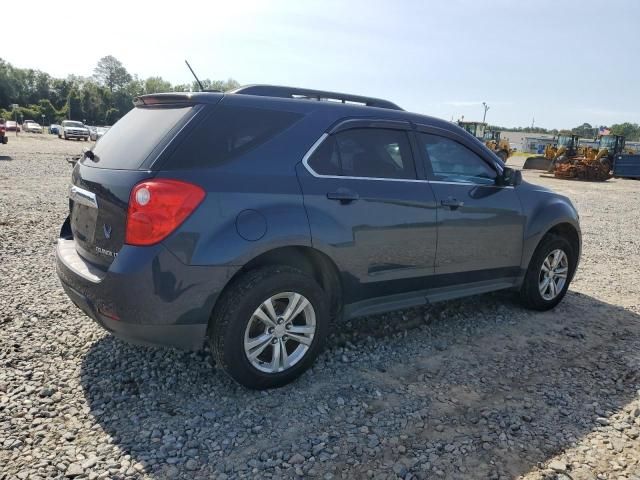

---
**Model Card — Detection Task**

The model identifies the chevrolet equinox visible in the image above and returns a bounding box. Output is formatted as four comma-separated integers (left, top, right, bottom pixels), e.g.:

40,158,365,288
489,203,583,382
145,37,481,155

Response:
56,85,581,389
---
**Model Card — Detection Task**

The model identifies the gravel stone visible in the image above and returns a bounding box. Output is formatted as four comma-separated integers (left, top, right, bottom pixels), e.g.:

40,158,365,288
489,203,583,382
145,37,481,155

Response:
65,463,84,477
1,138,640,479
288,453,305,465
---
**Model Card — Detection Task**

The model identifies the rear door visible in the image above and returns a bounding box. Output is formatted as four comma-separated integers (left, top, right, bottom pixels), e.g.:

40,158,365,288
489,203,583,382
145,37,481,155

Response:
296,122,438,304
415,128,524,278
69,104,199,268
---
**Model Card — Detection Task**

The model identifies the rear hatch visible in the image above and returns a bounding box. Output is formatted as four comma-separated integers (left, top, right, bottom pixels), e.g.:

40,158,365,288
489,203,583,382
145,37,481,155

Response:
68,102,201,268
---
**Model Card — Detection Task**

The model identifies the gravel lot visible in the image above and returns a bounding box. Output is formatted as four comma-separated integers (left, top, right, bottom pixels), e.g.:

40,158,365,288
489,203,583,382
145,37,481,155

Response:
1,134,640,480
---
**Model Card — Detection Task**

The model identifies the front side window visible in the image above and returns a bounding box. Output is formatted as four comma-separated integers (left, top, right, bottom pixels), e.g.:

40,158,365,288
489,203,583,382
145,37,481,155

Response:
308,128,416,180
419,133,497,185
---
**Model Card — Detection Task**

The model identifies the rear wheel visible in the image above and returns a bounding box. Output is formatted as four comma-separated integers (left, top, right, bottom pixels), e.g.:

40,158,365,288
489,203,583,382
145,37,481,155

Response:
210,266,330,389
520,234,576,310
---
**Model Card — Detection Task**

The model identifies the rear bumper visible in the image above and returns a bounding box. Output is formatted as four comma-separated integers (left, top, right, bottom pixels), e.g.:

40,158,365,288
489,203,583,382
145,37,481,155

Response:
56,235,234,351
59,280,208,349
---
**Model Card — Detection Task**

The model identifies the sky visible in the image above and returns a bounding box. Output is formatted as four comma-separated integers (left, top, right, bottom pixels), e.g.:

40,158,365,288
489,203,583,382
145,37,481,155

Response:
5,0,640,129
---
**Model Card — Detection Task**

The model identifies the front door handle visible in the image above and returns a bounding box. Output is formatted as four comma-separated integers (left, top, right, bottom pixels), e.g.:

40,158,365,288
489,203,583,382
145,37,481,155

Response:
327,189,359,204
441,197,464,209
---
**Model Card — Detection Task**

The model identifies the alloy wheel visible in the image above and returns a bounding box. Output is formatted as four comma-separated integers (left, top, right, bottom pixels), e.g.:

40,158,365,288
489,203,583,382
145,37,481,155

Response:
243,292,316,373
538,249,569,301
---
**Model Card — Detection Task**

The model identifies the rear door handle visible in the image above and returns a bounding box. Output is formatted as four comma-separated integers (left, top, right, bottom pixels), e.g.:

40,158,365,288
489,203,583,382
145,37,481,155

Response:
327,189,359,203
441,197,464,209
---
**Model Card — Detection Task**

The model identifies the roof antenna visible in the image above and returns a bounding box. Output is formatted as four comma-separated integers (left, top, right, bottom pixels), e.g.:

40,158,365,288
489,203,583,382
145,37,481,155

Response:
185,59,204,91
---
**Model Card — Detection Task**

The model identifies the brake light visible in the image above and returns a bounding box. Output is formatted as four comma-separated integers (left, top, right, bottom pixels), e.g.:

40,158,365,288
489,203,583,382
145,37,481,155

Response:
125,179,205,246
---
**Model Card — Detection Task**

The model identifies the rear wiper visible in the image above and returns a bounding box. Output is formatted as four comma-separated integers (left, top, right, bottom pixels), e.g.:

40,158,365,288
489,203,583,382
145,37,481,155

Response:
83,149,99,163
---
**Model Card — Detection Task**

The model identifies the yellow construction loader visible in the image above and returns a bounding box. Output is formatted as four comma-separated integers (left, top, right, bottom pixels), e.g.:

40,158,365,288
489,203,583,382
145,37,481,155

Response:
553,134,626,181
457,121,511,162
523,134,578,171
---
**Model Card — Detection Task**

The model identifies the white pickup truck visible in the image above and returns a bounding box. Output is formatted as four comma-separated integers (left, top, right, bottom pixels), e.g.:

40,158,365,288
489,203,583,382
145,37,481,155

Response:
59,120,90,141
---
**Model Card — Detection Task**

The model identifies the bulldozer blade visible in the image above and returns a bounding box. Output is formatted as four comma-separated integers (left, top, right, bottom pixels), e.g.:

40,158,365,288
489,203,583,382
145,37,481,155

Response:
523,156,552,170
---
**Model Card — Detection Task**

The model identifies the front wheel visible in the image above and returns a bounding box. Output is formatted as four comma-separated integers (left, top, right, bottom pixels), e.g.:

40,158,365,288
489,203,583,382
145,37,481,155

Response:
520,234,576,310
210,266,330,389
496,150,508,162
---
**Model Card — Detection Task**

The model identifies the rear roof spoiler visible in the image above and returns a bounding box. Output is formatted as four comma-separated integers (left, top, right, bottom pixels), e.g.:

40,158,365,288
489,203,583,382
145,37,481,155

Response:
133,92,223,107
230,85,403,111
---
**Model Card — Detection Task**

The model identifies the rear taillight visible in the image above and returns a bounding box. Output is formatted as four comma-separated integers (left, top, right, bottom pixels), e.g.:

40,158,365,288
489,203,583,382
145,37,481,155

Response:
125,179,205,246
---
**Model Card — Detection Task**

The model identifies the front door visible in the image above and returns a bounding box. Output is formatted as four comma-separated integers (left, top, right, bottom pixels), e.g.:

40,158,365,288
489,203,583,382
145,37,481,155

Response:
416,130,524,279
296,125,438,304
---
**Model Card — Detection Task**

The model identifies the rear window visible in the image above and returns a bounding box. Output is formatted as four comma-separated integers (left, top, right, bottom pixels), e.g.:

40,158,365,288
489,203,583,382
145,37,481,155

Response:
86,106,192,169
164,105,302,169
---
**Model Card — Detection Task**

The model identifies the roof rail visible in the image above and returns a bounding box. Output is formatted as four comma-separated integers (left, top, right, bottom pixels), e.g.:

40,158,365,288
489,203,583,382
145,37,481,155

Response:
230,85,403,111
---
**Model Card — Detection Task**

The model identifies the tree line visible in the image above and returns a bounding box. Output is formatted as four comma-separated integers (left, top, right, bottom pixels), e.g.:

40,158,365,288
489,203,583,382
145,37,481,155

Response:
2,56,639,139
488,122,640,141
0,56,239,126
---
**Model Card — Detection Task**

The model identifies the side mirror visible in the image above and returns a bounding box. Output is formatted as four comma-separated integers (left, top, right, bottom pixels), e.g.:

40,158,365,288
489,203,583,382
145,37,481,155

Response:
498,166,522,186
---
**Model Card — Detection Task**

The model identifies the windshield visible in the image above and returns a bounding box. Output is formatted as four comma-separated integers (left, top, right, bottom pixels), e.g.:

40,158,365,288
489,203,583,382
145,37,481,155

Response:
558,135,573,147
460,123,486,138
600,136,616,149
63,121,84,128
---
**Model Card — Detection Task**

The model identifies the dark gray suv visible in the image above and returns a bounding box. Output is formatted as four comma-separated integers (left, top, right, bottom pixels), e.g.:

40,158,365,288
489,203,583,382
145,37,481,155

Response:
56,85,581,389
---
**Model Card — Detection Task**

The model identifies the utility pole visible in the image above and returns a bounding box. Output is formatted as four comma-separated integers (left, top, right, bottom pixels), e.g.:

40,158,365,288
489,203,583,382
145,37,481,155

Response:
531,116,535,129
482,102,490,123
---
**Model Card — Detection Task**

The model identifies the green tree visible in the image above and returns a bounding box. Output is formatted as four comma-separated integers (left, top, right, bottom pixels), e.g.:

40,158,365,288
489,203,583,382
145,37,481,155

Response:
144,76,173,94
38,99,58,124
610,123,640,141
571,122,596,138
93,56,132,92
67,88,84,121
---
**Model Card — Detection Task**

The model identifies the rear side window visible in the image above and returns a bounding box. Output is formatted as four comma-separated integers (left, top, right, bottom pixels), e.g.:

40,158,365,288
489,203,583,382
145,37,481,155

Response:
308,128,416,179
165,105,302,169
88,106,193,169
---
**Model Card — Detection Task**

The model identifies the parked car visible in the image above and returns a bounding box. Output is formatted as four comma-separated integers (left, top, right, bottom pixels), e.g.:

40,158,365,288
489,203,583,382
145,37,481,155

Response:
56,86,581,389
0,119,8,145
49,124,61,135
90,126,110,141
5,120,20,132
23,120,44,133
59,120,89,141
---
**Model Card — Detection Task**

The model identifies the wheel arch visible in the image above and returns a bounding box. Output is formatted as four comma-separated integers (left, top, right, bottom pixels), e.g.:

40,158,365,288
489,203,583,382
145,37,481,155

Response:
209,246,343,330
521,219,581,285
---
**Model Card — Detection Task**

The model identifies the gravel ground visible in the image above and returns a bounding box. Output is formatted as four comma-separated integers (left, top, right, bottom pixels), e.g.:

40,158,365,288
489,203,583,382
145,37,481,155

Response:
1,135,640,480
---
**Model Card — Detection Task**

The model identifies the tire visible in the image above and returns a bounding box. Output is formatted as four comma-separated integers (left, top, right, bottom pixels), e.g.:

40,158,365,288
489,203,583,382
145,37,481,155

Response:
520,233,576,310
210,265,330,389
58,134,61,139
497,150,508,162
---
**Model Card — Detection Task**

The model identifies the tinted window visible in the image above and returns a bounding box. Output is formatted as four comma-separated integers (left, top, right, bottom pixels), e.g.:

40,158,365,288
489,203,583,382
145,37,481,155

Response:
308,136,341,176
419,133,497,184
88,106,192,169
166,105,302,169
309,128,416,180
